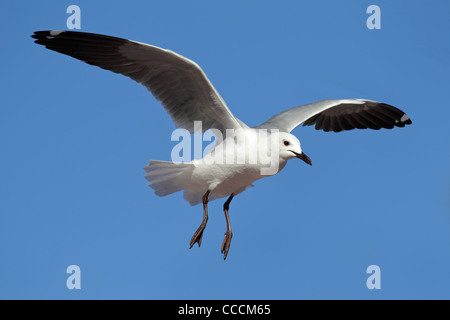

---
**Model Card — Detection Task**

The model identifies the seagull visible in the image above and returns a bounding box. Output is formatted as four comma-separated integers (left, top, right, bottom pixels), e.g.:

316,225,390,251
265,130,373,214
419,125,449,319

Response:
32,31,412,260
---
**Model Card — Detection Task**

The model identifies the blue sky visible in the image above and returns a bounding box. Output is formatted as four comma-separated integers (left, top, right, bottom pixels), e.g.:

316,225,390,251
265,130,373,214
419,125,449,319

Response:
1,0,450,299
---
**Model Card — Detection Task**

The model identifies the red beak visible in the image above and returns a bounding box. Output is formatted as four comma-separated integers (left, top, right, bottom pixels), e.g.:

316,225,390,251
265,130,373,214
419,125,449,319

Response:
291,151,312,166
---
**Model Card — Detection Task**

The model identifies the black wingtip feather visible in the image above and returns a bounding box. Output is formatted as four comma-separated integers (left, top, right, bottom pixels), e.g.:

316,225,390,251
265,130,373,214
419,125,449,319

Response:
302,100,412,133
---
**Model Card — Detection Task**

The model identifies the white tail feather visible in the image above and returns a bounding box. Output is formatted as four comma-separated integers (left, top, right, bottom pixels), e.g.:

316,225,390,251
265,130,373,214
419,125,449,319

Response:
144,160,194,197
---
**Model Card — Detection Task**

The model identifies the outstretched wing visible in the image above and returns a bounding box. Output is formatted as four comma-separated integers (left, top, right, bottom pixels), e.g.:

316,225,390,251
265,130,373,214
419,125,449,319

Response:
254,99,412,133
32,30,246,133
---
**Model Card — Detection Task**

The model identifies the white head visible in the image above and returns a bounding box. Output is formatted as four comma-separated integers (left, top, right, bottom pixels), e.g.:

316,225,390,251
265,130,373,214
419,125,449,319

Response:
278,132,312,165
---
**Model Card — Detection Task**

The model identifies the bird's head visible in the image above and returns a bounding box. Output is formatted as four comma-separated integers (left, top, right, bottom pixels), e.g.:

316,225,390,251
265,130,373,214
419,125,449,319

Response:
278,132,312,166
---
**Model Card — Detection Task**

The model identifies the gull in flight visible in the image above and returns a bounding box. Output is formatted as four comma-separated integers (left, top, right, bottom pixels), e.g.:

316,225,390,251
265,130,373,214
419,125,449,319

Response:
32,31,412,259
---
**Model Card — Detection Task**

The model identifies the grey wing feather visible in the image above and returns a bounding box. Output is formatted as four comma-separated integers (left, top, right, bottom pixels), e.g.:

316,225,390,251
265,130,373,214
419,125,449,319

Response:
32,30,246,133
254,99,412,133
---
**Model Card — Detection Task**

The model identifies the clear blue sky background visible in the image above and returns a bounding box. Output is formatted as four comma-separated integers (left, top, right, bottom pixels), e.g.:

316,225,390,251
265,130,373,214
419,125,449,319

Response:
1,0,450,299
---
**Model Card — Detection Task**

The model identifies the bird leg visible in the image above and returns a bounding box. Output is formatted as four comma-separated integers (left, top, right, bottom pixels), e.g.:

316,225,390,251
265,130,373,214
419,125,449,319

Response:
189,190,210,248
221,194,234,260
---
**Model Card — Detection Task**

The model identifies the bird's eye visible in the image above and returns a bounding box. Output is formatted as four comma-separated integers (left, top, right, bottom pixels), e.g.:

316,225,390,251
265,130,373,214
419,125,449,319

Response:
283,140,290,146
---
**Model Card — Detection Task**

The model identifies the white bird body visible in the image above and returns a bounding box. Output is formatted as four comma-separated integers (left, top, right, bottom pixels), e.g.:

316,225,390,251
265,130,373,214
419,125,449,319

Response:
32,30,412,259
146,129,297,205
